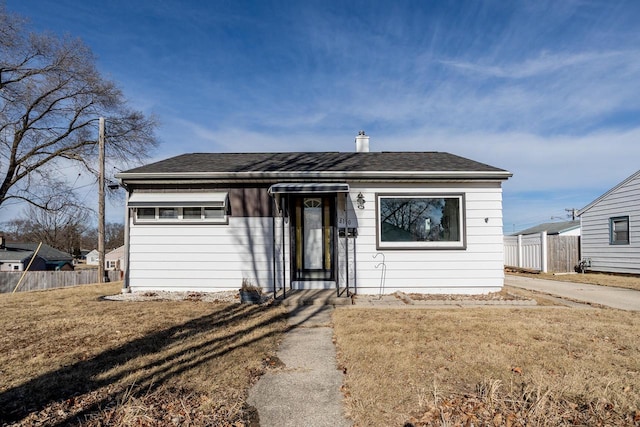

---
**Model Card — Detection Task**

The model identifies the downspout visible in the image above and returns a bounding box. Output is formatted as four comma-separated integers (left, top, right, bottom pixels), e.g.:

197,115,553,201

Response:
282,195,287,299
122,194,131,293
271,196,276,299
353,221,357,295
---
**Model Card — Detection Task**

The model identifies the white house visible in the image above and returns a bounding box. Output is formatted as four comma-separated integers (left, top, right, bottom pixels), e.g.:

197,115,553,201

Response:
85,249,99,266
578,170,640,274
116,132,512,296
105,245,125,271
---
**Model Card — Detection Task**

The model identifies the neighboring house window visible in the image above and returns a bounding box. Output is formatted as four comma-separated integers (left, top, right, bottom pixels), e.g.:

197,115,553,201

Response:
377,194,465,249
134,206,227,224
13,265,19,271
610,216,629,245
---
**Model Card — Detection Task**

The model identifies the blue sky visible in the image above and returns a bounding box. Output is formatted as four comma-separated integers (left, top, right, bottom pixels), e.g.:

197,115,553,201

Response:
3,0,640,232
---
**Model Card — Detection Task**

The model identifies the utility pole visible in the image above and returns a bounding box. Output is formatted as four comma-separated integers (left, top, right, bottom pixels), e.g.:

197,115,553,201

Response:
98,117,105,283
565,208,578,221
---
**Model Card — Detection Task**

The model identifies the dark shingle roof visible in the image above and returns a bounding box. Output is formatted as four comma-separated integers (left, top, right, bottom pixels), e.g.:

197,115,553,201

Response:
8,243,73,261
120,152,509,176
0,249,34,262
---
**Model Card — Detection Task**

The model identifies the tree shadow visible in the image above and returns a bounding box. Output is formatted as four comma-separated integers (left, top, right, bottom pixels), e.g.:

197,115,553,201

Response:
0,301,288,425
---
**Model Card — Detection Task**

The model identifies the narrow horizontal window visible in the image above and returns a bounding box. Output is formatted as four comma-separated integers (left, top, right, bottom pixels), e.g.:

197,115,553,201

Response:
136,208,156,220
204,207,225,219
377,194,465,249
159,207,178,219
183,207,202,219
610,216,629,245
133,206,228,224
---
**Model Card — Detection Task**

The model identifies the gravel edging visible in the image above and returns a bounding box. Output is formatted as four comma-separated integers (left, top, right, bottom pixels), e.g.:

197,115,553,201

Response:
102,289,536,307
103,290,272,304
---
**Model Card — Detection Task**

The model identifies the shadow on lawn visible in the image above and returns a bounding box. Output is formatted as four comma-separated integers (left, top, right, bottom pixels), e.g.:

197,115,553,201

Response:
0,301,290,425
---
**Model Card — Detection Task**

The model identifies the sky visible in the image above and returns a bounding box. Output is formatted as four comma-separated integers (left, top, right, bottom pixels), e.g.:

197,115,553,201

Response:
3,0,640,233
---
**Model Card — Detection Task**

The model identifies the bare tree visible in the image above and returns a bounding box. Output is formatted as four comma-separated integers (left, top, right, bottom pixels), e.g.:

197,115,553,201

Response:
2,201,91,254
0,5,157,212
104,222,124,249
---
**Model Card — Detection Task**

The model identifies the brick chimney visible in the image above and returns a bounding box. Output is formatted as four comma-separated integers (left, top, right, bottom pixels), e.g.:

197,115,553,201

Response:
355,130,369,152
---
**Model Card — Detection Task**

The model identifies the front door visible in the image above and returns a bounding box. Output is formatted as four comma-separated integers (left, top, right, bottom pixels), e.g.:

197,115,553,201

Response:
291,196,335,282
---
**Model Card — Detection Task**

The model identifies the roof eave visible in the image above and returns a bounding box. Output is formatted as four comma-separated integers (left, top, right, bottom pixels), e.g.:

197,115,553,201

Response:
117,170,513,183
577,169,640,216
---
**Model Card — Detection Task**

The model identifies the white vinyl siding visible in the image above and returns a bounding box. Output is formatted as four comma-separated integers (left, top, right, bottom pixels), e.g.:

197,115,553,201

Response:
127,181,506,294
580,171,640,274
345,182,505,294
128,216,286,292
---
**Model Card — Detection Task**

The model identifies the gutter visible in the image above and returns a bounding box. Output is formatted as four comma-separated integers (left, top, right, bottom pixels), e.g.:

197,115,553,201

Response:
116,170,513,183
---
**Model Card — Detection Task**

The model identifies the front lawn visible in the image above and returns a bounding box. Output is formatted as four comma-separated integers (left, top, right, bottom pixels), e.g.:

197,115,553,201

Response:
334,307,640,426
0,283,287,426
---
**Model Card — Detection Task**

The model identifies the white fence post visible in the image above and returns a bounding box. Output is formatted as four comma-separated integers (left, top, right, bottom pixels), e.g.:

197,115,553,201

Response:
540,231,548,273
517,234,523,268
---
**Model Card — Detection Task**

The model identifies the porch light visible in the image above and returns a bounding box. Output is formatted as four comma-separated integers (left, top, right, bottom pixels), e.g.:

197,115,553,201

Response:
356,192,366,209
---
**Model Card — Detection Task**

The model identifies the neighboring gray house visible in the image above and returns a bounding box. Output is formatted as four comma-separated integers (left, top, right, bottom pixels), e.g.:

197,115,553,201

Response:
8,243,74,271
116,132,512,296
578,170,640,274
0,237,47,271
513,220,581,237
0,249,47,272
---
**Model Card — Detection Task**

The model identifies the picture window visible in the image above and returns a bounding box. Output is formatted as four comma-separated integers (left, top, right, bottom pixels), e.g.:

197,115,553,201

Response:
377,194,465,249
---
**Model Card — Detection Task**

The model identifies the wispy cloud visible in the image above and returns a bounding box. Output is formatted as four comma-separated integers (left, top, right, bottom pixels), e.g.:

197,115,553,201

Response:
439,50,633,79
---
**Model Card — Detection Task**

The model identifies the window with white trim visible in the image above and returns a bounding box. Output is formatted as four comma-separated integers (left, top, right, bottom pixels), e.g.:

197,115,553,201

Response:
610,216,629,245
158,207,178,219
134,206,227,223
130,192,228,224
137,207,155,220
377,194,465,249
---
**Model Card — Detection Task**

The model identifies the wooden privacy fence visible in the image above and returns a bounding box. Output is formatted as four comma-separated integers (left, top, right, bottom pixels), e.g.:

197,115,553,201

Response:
504,232,580,273
0,270,121,294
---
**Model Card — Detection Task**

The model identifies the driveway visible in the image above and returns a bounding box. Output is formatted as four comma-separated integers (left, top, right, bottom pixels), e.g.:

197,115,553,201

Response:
505,275,640,311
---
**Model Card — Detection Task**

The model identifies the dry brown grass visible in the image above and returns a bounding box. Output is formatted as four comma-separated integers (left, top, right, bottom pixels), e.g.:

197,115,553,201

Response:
508,270,640,291
333,307,640,426
0,282,287,426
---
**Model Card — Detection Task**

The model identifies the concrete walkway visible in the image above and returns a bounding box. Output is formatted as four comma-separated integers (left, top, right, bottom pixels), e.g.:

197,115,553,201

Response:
247,304,351,427
505,275,640,311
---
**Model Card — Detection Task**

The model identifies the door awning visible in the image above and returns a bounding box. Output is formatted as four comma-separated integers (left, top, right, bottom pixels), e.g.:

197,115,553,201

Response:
268,183,349,195
127,192,228,207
